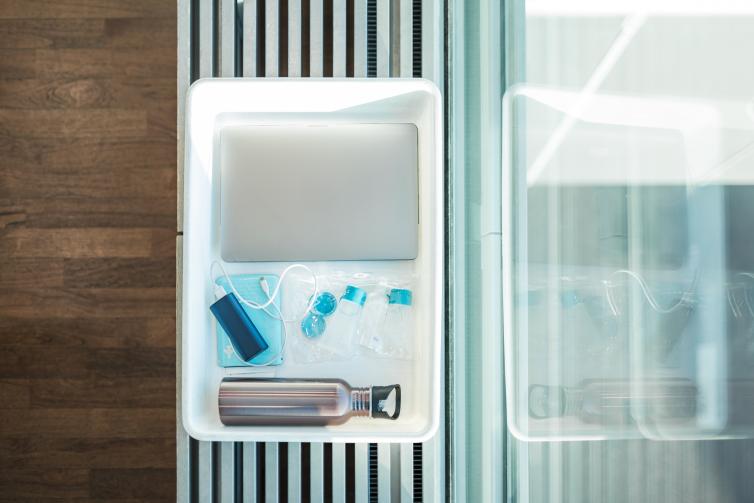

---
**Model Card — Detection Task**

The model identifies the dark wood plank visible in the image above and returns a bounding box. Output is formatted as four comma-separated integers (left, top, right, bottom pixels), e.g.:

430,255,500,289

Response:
0,166,176,199
111,48,176,79
63,258,175,288
35,48,113,78
0,19,105,49
104,18,176,49
0,49,37,78
0,198,176,229
0,78,175,109
0,378,30,408
0,469,88,499
29,378,174,408
0,317,175,348
0,287,175,318
0,258,64,288
0,408,174,438
0,135,175,170
0,109,147,138
88,348,175,379
0,437,175,469
0,0,174,19
0,346,90,378
0,228,174,258
89,469,175,499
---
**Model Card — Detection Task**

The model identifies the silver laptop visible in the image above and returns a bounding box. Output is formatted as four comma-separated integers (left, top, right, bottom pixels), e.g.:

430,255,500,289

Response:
219,123,418,262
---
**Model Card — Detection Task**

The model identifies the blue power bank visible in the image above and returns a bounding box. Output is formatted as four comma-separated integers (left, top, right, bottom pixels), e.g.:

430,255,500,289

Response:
210,292,269,362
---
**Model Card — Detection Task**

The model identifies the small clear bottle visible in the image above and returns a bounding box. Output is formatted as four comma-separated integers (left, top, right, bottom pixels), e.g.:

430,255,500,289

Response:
380,288,414,359
320,285,367,357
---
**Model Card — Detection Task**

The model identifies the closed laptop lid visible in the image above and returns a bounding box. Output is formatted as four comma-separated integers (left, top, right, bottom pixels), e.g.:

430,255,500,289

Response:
219,123,419,262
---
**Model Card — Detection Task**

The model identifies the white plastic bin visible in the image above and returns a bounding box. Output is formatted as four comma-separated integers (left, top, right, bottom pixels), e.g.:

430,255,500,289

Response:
182,79,443,442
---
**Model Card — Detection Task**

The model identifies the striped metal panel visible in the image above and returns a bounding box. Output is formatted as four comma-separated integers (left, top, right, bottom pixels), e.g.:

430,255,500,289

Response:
517,438,754,503
176,0,444,501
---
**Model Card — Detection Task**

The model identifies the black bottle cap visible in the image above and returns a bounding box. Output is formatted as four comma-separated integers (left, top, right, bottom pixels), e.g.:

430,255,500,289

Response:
371,384,401,420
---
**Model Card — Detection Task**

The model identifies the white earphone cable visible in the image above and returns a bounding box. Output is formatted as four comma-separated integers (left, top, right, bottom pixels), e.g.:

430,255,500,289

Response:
210,260,318,367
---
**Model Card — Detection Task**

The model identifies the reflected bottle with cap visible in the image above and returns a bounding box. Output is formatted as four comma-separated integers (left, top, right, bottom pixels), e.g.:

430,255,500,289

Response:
219,378,401,426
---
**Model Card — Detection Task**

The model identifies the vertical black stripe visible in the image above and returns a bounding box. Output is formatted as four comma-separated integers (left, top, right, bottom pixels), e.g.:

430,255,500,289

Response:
235,0,243,76
212,442,221,503
189,438,199,503
258,0,266,75
412,0,422,77
301,443,311,502
257,443,266,501
324,443,333,501
190,0,200,82
366,0,377,77
280,0,289,76
413,443,423,502
346,0,354,77
212,0,220,76
345,443,356,502
235,442,243,502
368,443,378,502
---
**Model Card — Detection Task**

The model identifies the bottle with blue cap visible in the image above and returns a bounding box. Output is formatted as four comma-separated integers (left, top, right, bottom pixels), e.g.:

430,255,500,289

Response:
318,284,368,357
379,288,414,359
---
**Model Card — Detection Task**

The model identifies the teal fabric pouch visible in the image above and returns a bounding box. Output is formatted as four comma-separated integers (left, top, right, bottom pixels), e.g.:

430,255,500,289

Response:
215,274,283,366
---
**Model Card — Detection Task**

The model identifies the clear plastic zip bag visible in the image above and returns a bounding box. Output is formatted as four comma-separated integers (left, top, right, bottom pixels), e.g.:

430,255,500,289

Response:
359,276,416,360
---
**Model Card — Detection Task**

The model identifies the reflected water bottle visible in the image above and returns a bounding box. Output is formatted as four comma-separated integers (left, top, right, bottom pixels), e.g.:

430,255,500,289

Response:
529,379,697,425
219,378,401,425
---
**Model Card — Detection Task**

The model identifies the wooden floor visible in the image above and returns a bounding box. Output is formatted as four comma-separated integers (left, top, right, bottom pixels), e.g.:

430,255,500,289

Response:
0,1,177,500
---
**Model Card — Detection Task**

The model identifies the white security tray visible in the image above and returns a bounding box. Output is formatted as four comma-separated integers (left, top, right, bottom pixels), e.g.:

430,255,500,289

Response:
182,79,443,442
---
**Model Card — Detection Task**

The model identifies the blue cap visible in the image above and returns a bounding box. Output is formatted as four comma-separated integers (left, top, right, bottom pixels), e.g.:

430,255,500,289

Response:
388,288,412,306
311,291,337,316
301,313,326,338
342,285,367,306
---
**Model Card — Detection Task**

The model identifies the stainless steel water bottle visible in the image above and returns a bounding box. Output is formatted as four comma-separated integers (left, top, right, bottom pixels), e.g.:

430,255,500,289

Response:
219,378,401,426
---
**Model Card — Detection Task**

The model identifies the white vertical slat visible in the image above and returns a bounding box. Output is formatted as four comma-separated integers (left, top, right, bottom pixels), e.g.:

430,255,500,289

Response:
333,0,347,76
421,0,442,83
399,444,413,502
218,442,235,502
243,0,258,76
176,236,190,501
423,437,442,503
265,0,279,76
310,0,324,76
310,443,325,503
332,443,347,502
377,443,391,503
354,443,369,503
199,0,214,77
198,441,213,503
243,442,258,503
288,0,302,76
219,0,235,76
376,0,390,76
176,0,190,234
265,443,279,502
399,0,412,77
287,442,301,501
353,0,367,77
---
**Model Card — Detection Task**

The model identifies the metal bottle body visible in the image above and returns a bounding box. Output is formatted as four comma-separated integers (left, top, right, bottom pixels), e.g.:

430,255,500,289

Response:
219,378,370,426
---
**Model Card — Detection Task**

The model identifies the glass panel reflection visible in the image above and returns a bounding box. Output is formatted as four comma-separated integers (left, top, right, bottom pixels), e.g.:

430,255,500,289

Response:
503,12,754,442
